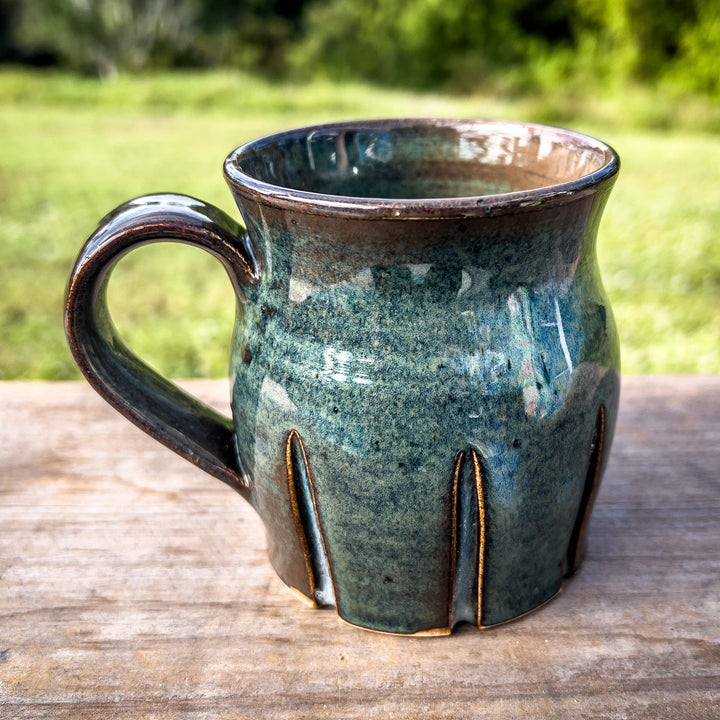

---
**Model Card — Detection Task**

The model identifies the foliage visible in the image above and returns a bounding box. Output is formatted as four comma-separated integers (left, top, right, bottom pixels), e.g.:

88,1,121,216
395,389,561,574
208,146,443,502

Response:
3,0,719,97
665,0,720,97
8,0,310,77
189,0,308,75
291,0,556,90
567,0,695,81
14,0,200,77
291,0,720,96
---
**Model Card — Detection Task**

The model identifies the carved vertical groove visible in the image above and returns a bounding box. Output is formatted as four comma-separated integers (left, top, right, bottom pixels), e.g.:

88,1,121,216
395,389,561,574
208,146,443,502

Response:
285,430,317,603
285,430,335,607
447,452,461,630
471,449,487,628
450,448,487,629
566,405,606,575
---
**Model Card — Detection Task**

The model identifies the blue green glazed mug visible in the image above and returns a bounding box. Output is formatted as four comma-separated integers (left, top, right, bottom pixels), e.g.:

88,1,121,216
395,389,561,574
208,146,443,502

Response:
65,119,620,635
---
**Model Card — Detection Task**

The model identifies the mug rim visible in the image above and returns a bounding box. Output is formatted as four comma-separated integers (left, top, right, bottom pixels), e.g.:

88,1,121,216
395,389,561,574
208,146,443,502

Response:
223,118,620,220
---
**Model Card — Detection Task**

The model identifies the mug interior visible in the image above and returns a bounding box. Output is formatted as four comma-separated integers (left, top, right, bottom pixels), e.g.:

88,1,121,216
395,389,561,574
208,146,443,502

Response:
229,120,614,201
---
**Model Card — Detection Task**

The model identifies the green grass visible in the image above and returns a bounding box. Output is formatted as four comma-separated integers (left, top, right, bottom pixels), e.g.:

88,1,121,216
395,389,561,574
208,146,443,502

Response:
1,68,718,378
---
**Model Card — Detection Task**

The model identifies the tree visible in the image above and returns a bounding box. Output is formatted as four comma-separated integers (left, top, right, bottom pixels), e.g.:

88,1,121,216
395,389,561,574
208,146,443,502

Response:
15,0,200,77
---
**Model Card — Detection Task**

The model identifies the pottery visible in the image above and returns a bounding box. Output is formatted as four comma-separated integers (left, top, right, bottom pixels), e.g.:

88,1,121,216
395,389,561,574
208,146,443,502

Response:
65,119,620,635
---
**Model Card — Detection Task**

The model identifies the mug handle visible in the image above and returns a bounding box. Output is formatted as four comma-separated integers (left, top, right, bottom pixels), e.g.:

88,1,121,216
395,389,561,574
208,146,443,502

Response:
64,193,261,498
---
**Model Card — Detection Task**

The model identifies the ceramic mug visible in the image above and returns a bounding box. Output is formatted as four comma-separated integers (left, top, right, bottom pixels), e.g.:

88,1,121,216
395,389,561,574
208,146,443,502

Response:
65,119,620,635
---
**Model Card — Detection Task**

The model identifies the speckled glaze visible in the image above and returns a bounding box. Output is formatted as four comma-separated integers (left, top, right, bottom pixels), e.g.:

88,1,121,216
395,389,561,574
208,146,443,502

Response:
65,119,620,635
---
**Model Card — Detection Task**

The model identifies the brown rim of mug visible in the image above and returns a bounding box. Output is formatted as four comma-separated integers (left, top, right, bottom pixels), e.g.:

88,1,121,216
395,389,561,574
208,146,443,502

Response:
223,118,620,220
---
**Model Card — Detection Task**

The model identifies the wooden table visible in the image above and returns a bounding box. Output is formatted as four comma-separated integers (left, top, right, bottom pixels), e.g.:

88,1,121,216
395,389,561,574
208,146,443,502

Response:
1,377,718,719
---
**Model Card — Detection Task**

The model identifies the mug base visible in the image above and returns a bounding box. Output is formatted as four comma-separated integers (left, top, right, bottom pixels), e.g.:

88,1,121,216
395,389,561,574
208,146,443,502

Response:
280,575,564,636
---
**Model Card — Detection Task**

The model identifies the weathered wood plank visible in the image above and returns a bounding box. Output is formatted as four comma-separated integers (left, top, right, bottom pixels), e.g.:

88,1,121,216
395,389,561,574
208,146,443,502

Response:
1,377,719,719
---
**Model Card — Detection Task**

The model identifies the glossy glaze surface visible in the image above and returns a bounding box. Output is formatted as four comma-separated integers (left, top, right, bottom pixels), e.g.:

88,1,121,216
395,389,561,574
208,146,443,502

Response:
66,119,620,635
227,120,620,633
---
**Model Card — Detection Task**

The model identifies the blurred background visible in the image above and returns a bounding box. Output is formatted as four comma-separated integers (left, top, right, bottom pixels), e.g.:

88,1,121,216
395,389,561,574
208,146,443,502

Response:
1,0,718,379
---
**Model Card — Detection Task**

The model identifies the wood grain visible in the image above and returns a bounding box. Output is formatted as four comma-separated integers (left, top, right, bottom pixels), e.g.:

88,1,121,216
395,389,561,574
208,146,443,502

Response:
1,377,718,719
